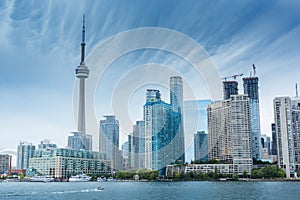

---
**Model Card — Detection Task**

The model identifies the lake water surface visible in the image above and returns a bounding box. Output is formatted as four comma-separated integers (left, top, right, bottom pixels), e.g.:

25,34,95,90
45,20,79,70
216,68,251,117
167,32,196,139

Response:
0,181,299,200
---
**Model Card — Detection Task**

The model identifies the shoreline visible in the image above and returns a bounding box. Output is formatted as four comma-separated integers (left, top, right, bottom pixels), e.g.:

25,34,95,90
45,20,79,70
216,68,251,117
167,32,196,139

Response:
2,178,300,183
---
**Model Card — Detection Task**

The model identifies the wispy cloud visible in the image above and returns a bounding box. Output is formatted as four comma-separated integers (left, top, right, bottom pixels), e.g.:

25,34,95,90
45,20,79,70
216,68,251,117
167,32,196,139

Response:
1,0,300,156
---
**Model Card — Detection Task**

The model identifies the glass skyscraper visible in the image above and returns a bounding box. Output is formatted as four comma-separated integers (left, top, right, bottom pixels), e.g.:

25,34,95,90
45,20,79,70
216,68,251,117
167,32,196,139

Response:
144,89,172,173
99,115,122,171
194,131,208,162
170,76,185,164
243,77,261,159
144,81,185,175
17,142,35,170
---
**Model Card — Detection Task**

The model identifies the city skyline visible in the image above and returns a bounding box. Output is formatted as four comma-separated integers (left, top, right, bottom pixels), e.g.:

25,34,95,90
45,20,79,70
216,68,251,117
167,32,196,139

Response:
1,0,300,151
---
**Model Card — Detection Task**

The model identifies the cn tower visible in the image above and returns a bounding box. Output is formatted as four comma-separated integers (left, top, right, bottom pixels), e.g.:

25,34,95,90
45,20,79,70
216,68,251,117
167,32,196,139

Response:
76,15,89,135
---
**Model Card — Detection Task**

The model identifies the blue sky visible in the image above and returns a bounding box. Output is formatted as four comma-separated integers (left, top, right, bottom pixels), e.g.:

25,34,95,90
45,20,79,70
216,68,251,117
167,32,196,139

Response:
1,0,300,161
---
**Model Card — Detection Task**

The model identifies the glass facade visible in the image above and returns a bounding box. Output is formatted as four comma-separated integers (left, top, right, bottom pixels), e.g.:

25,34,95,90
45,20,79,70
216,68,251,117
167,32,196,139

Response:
17,142,35,170
194,131,208,162
68,132,92,151
184,99,212,162
243,77,262,159
144,87,184,175
99,116,122,171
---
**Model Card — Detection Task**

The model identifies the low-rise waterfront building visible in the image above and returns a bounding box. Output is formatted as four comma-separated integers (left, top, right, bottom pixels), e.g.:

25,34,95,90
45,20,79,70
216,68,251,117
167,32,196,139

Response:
28,148,112,178
166,163,251,176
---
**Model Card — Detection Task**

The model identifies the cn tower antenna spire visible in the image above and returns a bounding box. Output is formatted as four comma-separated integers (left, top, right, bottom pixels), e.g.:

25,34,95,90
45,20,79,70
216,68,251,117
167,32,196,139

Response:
80,14,86,65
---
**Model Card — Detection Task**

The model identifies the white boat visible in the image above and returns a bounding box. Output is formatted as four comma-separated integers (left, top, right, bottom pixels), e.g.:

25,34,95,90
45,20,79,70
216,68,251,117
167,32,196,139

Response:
97,186,104,191
30,175,54,182
69,174,92,182
107,177,116,182
97,176,107,182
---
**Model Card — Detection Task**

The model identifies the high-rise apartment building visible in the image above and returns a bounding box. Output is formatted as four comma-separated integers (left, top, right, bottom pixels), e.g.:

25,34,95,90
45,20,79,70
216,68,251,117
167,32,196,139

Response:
194,131,208,162
99,115,122,171
243,77,261,159
273,97,294,178
291,99,300,166
0,154,11,174
128,134,133,169
17,142,35,170
132,120,145,170
208,95,252,174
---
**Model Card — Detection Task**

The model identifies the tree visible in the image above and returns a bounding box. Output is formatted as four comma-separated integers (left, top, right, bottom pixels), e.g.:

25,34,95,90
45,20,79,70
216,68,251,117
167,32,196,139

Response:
243,171,248,178
232,173,239,181
251,166,285,179
19,174,25,179
149,171,158,180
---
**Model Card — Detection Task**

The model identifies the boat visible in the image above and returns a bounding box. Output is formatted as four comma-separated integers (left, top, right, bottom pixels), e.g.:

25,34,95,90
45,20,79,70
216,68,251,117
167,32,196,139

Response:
97,176,107,182
30,175,54,182
107,177,115,182
97,186,104,191
68,174,92,182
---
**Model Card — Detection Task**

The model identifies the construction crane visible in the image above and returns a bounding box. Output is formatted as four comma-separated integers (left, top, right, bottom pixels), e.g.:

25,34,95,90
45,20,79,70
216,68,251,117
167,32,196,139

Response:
222,73,244,81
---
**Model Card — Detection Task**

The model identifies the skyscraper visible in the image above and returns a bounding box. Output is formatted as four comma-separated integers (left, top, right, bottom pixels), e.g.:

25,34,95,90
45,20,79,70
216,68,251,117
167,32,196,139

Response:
208,95,252,174
243,77,262,159
73,15,92,151
99,115,122,171
194,131,208,162
273,97,293,178
291,99,300,167
132,120,145,170
170,76,185,164
17,142,35,170
170,76,183,113
128,134,133,169
223,81,238,100
144,89,174,174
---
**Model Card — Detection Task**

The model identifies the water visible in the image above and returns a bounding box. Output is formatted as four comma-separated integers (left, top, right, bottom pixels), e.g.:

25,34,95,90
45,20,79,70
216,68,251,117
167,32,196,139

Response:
0,181,300,200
